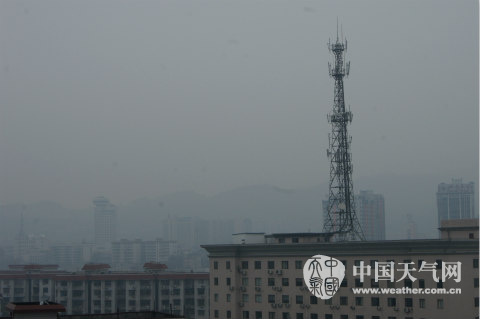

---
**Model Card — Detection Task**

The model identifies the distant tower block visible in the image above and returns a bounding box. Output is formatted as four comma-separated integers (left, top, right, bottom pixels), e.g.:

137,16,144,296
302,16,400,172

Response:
322,25,365,241
93,196,117,247
437,179,475,226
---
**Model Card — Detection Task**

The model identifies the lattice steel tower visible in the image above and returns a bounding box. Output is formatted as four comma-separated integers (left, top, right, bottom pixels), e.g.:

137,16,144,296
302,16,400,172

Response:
323,27,365,241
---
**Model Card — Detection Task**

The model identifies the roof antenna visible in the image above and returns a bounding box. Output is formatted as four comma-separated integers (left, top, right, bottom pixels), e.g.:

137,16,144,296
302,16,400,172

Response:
341,24,344,43
336,17,339,42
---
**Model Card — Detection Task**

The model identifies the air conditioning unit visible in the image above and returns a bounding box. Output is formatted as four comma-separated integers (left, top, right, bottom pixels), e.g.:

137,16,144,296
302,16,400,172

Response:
276,270,283,275
240,287,246,292
394,307,399,312
276,303,283,308
285,303,290,308
239,302,244,307
350,306,355,310
300,304,305,309
242,270,247,276
376,306,382,311
267,270,274,275
271,304,277,308
229,286,235,291
275,287,282,292
305,304,310,309
255,287,261,292
404,307,412,313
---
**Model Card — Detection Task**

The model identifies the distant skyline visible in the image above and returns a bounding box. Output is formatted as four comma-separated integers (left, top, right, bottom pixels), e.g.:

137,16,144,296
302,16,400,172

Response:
0,1,478,212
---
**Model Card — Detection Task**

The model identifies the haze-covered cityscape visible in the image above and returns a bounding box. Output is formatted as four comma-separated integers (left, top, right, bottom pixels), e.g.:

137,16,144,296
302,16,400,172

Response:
0,1,478,319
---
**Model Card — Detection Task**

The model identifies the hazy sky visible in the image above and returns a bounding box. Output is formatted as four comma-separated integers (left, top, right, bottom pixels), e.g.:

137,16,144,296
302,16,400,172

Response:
0,0,478,208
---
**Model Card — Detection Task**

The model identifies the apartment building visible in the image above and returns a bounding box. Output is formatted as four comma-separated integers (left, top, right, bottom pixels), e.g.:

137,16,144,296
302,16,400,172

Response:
202,221,478,319
0,264,209,319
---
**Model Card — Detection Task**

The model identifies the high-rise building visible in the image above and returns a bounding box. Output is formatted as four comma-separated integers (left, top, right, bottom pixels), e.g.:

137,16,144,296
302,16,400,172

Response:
356,190,385,241
93,196,117,248
436,179,475,226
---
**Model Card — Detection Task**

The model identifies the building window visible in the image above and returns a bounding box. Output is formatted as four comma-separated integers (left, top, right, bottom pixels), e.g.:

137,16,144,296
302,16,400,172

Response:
256,312,263,319
387,298,396,307
404,279,413,288
292,237,299,243
268,278,275,286
269,313,275,319
474,259,479,268
296,295,303,304
310,296,317,304
242,277,249,286
214,278,218,286
311,315,318,319
243,311,250,319
405,298,413,307
214,310,219,318
226,278,231,286
226,261,231,269
296,314,303,319
324,299,332,305
255,294,262,303
437,280,443,288
474,278,479,288
340,315,348,319
214,293,218,302
255,278,262,286
242,294,249,302
355,278,362,287
282,278,289,286
242,261,249,269
268,261,275,269
437,299,444,309
419,279,425,288
354,260,361,266
227,294,231,302
469,233,474,239
340,296,348,305
436,259,442,269
282,295,289,303
255,261,262,269
295,278,303,286
281,261,289,269
279,238,285,243
341,279,347,287
371,297,380,306
227,311,231,318
371,279,379,288
387,280,395,288
419,299,425,308
324,315,332,319
268,295,275,303
295,260,302,269
282,313,289,319
475,297,479,307
355,297,363,306
214,261,218,270
355,316,364,319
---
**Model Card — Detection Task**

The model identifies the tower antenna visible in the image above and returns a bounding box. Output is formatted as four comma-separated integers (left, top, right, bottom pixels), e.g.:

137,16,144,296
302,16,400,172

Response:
323,24,365,241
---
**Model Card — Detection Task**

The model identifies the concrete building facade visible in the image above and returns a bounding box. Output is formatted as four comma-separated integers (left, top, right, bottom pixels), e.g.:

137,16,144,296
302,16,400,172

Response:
0,265,209,319
203,224,478,319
